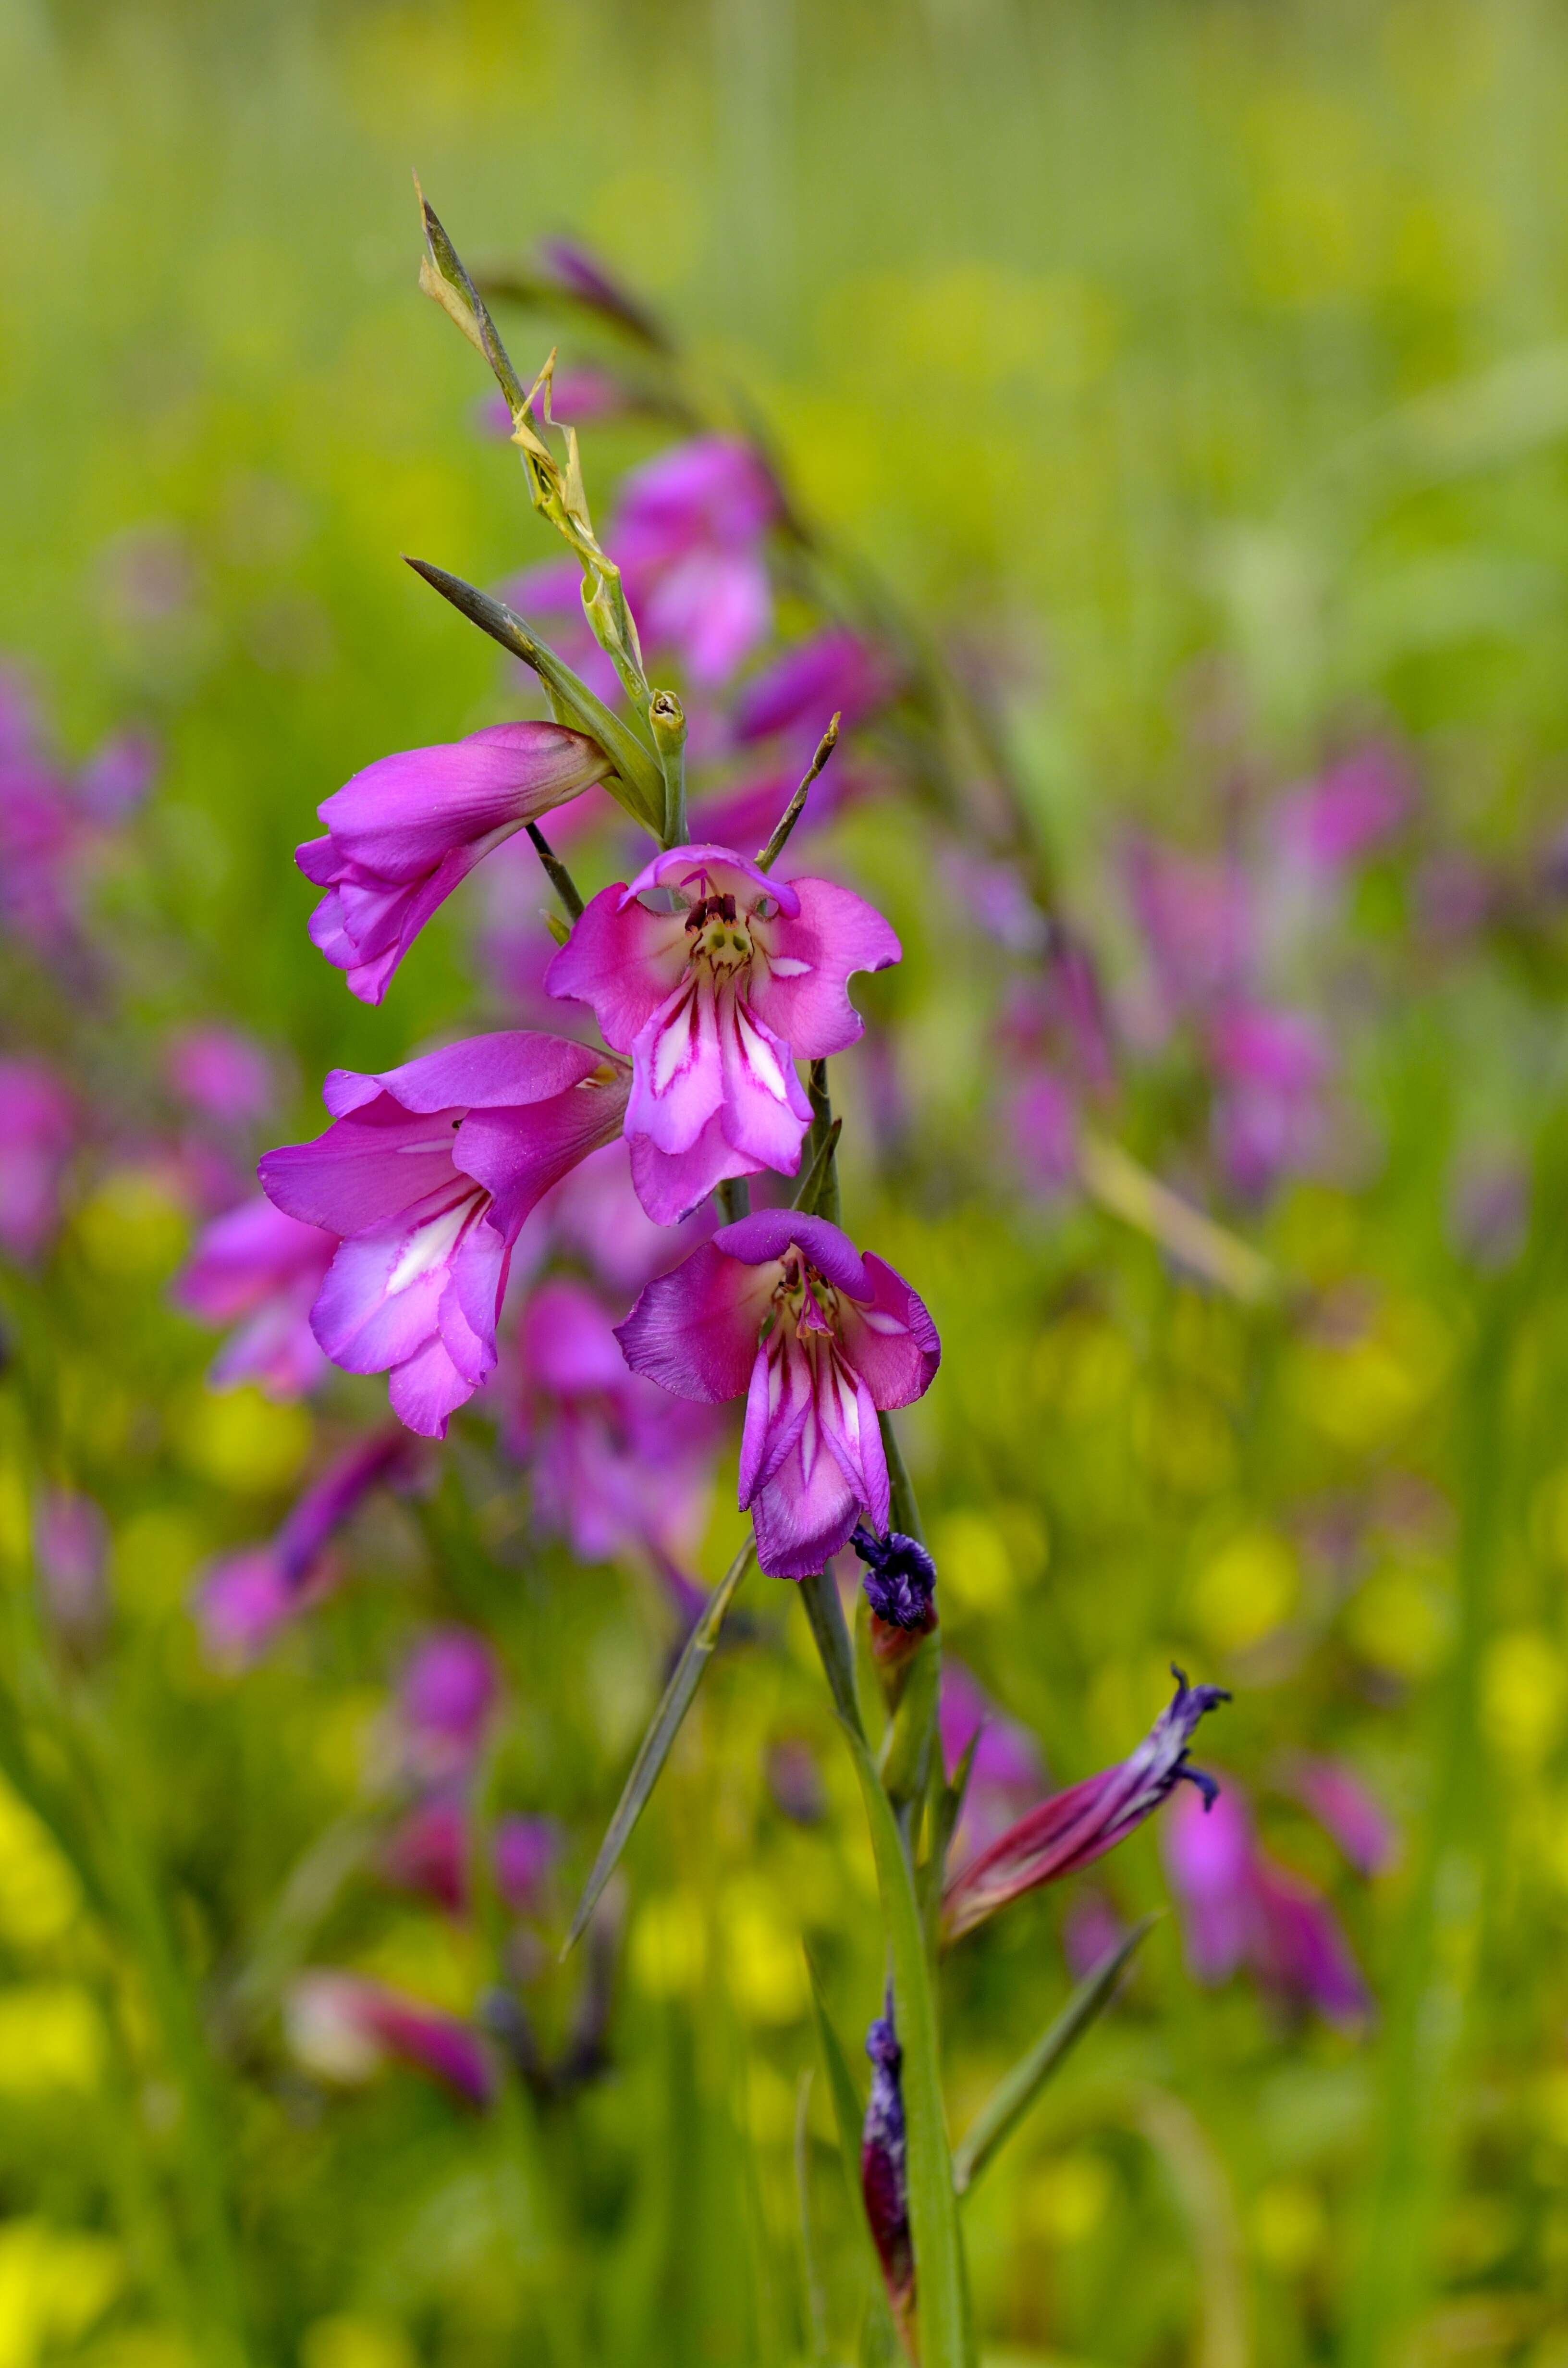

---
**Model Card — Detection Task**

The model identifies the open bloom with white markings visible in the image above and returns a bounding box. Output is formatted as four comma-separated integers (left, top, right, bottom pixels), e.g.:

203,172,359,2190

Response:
547,844,900,1223
258,1033,630,1436
616,1210,939,1579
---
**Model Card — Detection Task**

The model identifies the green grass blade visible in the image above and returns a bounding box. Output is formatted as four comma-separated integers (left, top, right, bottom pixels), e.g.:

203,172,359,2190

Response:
952,1912,1162,2197
561,1541,753,1957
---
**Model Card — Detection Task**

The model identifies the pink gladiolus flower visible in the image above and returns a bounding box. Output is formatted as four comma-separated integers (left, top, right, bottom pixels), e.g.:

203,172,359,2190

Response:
1208,1005,1332,1199
612,436,780,685
33,1489,109,1643
1162,1778,1372,2027
616,1210,939,1579
380,1794,561,1918
0,1060,74,1261
174,1194,337,1399
165,1027,274,1126
1124,839,1252,1024
1278,1752,1398,1877
943,1670,1227,1945
508,1278,720,1561
258,1033,631,1437
1274,744,1411,881
0,666,156,951
547,844,899,1223
287,1971,493,2105
940,1658,1047,1858
296,722,616,1005
195,1428,419,1663
533,1139,716,1294
733,628,897,749
396,1628,501,1782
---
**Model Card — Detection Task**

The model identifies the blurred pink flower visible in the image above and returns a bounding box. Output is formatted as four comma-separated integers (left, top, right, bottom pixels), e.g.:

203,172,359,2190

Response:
1277,1752,1398,1877
1273,744,1412,881
0,666,156,951
547,844,899,1223
618,1211,939,1579
287,1971,493,2105
174,1194,336,1400
194,1428,420,1663
1124,838,1252,1025
507,1277,720,1561
0,1060,74,1261
380,1793,561,1919
939,1658,1046,1857
1208,1005,1332,1199
395,1627,501,1782
165,1027,275,1127
33,1488,109,1642
1162,1777,1372,2027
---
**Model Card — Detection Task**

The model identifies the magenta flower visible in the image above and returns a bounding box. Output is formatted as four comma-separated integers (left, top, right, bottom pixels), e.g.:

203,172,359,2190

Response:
174,1194,337,1400
861,1998,915,2328
1208,1004,1332,1199
287,1972,493,2106
193,1420,421,1667
195,1427,419,1664
733,628,897,749
939,1658,1046,1859
616,1211,939,1579
1124,838,1252,1025
0,1059,74,1262
547,844,899,1223
33,1489,109,1644
296,722,615,1005
1162,1780,1371,2028
611,436,780,685
395,1628,500,1782
1277,1752,1398,1877
1273,744,1411,882
165,1027,275,1127
380,1794,561,1919
942,1669,1227,1945
532,1139,716,1294
258,1033,631,1437
508,1278,720,1561
0,666,156,952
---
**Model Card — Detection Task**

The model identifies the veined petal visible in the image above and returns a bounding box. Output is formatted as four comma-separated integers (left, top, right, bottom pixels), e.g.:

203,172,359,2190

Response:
836,1253,941,1409
717,990,811,1171
739,1332,813,1505
747,876,902,1056
750,1429,862,1579
628,1115,760,1226
627,974,724,1153
616,1241,778,1403
545,880,689,1050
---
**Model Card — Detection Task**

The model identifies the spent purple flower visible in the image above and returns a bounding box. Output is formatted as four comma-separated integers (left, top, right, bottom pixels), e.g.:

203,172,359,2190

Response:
943,1668,1227,1944
861,1995,914,2323
852,1527,937,1630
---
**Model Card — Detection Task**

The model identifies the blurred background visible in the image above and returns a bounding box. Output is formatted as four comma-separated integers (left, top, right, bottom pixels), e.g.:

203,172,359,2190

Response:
5,0,1568,2362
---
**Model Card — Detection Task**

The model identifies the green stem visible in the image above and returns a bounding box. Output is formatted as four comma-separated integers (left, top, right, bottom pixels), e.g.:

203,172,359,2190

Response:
799,1585,975,2368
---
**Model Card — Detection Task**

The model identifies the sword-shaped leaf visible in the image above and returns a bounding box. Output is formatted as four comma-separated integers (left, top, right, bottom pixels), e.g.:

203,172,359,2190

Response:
561,1541,753,1956
951,1912,1162,2196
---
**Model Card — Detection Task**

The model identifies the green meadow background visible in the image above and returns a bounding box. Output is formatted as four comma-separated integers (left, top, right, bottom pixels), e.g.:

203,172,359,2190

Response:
6,1,1568,2363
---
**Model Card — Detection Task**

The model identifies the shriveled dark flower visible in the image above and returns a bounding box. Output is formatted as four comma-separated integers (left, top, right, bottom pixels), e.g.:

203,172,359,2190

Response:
943,1667,1229,1945
852,1526,937,1631
861,1993,914,2325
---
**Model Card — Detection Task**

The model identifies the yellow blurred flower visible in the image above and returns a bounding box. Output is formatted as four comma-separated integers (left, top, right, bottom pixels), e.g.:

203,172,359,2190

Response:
1251,2179,1327,2276
0,1986,103,2095
300,2317,417,2368
721,1880,806,2026
0,1780,80,1950
1481,1632,1566,1765
1344,1565,1451,1681
71,1171,189,1281
0,2220,121,2368
176,1386,312,1493
1020,2151,1115,2246
630,1893,707,2002
929,1511,1014,1615
1189,1528,1298,1655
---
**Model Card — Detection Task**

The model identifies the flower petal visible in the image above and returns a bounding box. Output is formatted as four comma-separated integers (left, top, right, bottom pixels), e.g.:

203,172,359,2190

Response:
836,1254,941,1409
747,876,902,1056
616,1242,777,1403
545,881,688,1050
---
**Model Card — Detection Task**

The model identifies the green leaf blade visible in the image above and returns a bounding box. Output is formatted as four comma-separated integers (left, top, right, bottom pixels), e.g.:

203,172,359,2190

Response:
561,1542,753,1957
